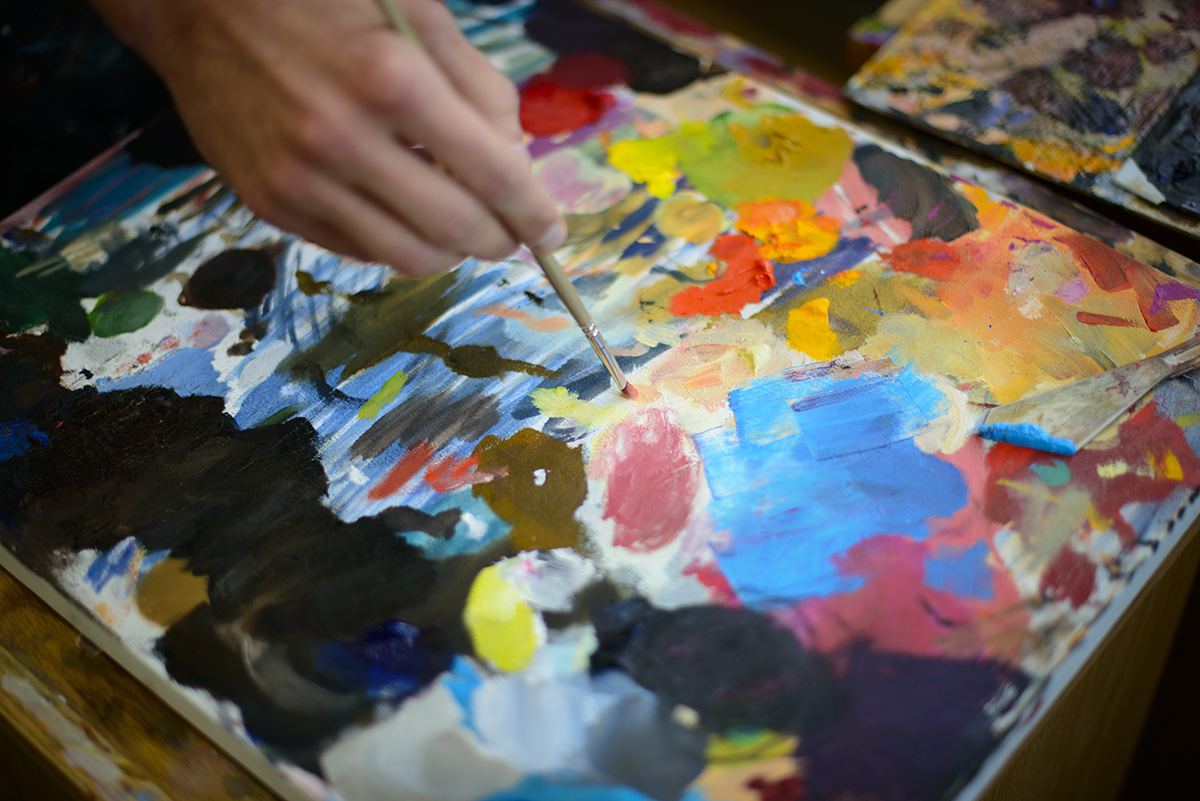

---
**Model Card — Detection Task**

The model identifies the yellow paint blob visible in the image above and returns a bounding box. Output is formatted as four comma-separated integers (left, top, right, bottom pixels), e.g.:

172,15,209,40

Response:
608,138,686,198
786,298,840,360
691,756,799,801
463,565,541,672
1096,461,1131,479
1150,449,1184,481
735,199,839,262
828,269,863,288
735,343,772,374
706,729,798,763
1009,136,1121,183
529,386,628,429
358,370,408,419
655,194,728,243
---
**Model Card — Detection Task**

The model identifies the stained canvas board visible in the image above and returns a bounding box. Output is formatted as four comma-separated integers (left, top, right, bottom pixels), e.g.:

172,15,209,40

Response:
6,2,1200,801
847,0,1200,239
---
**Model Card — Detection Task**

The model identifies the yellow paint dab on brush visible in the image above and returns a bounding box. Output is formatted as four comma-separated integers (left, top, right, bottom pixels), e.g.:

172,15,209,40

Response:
463,565,540,672
786,298,839,360
608,138,683,198
1150,449,1184,481
358,370,408,419
706,728,798,763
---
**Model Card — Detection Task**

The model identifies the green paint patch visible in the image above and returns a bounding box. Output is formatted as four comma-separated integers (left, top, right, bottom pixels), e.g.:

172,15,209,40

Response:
0,247,90,341
358,370,408,419
1030,459,1071,487
254,405,302,427
88,291,164,338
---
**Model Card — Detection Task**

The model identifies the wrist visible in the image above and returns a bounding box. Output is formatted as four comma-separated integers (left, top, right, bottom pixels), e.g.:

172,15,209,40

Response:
88,0,202,79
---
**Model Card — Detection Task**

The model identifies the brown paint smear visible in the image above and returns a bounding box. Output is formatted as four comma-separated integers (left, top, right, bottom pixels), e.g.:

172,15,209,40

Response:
136,557,209,628
472,428,587,551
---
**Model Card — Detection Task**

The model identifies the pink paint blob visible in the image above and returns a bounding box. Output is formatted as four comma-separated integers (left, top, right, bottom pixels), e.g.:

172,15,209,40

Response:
592,408,702,551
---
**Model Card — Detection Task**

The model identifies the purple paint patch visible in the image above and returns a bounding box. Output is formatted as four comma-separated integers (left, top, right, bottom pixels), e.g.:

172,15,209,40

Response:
1054,279,1088,304
1151,282,1200,314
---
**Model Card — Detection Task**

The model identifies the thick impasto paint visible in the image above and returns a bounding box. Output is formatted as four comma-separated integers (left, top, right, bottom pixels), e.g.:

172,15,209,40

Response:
847,0,1200,236
4,1,1200,801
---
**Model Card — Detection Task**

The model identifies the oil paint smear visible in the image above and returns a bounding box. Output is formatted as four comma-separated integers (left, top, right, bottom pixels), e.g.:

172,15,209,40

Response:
5,4,1200,801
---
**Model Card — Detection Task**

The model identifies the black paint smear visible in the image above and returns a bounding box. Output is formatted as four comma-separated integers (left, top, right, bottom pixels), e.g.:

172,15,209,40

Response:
798,645,1029,801
0,380,511,770
76,226,204,297
1062,34,1142,89
1001,68,1128,136
1131,67,1200,217
598,602,842,736
351,390,504,460
179,248,279,310
525,0,703,95
853,145,980,242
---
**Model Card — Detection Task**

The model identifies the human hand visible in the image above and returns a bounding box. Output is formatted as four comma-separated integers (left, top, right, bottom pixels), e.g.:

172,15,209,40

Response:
91,0,566,275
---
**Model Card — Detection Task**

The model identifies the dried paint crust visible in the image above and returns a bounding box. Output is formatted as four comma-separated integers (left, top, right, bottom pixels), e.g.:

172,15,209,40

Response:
4,2,1200,801
847,0,1200,235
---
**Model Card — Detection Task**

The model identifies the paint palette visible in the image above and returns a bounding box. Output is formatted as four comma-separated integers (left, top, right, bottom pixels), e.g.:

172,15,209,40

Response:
847,0,1200,238
5,1,1200,800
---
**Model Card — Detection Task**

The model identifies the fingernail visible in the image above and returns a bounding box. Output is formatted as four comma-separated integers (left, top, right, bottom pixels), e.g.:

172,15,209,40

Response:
535,221,567,253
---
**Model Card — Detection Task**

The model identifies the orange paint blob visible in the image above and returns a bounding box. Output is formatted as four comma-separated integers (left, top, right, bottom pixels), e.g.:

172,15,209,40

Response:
670,234,776,317
734,199,840,262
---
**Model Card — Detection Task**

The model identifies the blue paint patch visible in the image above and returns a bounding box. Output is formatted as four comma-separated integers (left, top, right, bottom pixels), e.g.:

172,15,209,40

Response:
620,225,668,259
924,542,993,600
601,198,657,243
694,423,968,605
84,537,140,594
312,619,452,701
0,419,50,461
97,346,228,399
483,776,656,801
790,368,949,460
779,236,877,287
978,422,1076,455
402,491,511,559
441,655,484,728
727,365,949,458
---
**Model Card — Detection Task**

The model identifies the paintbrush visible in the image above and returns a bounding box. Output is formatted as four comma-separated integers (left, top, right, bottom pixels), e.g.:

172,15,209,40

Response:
978,334,1200,455
373,0,633,398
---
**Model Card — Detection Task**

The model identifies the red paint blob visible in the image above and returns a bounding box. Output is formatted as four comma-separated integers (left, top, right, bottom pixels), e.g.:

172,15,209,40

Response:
424,453,483,493
1075,311,1140,327
682,557,741,607
670,234,776,317
747,776,806,801
368,441,435,500
1039,546,1096,609
880,237,963,281
1057,233,1132,292
593,408,702,551
544,51,632,90
519,77,616,137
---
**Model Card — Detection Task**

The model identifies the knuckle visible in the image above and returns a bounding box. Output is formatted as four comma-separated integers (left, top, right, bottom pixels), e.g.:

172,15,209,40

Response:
291,106,355,168
478,152,528,201
356,43,422,113
261,155,315,207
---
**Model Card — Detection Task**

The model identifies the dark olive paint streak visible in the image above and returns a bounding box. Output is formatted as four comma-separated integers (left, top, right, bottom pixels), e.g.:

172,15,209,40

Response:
852,145,980,242
352,391,503,460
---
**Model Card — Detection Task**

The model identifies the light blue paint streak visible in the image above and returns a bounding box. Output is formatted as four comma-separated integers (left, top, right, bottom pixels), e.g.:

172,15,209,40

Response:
482,776,656,801
695,424,968,605
924,542,993,600
978,422,1076,455
97,347,227,399
401,491,512,559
